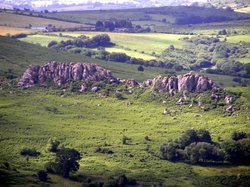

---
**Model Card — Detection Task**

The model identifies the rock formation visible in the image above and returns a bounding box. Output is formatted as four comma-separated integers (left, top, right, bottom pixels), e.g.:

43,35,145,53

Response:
18,62,217,95
18,61,115,88
140,72,217,94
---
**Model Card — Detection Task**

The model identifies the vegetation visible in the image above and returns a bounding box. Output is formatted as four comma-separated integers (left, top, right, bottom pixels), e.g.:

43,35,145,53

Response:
1,5,250,186
46,148,81,178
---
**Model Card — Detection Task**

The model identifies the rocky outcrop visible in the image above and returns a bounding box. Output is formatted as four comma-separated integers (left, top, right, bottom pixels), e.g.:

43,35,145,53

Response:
141,72,217,94
18,61,115,88
18,62,217,95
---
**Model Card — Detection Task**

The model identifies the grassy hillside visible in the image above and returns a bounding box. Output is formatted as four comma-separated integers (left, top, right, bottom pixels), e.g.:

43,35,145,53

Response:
0,83,249,186
35,6,250,34
1,36,249,88
0,12,87,28
0,36,168,82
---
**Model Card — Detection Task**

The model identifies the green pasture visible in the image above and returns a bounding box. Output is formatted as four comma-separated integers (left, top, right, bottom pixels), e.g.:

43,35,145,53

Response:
20,34,70,47
60,32,191,55
105,47,157,60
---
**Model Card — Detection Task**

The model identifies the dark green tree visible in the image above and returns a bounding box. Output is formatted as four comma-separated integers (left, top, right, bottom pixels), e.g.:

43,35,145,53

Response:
137,65,144,72
46,148,81,178
95,21,104,31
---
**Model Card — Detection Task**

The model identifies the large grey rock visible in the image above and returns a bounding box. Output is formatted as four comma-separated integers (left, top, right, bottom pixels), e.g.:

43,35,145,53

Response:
18,61,115,88
141,72,217,94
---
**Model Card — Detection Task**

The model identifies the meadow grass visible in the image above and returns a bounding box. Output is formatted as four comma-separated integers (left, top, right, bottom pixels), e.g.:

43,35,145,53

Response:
105,47,157,60
226,35,250,43
0,85,249,186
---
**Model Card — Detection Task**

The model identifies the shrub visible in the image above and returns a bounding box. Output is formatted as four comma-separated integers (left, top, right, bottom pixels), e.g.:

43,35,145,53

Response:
122,135,130,145
222,139,250,164
137,65,144,72
45,148,81,178
48,40,58,48
231,132,248,141
115,93,125,100
20,148,40,157
47,138,60,152
184,142,224,163
37,170,48,182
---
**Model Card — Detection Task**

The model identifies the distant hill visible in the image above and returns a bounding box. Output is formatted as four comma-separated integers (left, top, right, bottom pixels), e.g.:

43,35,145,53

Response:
0,0,249,11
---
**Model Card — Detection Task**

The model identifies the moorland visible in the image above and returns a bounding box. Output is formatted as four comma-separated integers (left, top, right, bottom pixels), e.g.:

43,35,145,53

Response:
0,5,250,187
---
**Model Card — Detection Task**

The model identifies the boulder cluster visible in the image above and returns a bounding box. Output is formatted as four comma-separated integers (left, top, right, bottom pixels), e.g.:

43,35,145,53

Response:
19,62,217,95
18,61,115,89
140,72,217,94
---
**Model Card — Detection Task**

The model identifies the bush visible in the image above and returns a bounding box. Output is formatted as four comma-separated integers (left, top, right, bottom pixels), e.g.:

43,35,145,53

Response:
20,148,40,157
37,170,48,182
222,139,250,164
122,135,130,145
184,142,224,163
232,132,248,141
47,138,60,152
45,148,81,178
137,65,144,72
48,40,58,48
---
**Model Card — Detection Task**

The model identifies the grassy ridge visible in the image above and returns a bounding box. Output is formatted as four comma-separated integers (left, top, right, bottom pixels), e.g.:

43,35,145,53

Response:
0,12,87,28
1,36,248,87
0,36,167,82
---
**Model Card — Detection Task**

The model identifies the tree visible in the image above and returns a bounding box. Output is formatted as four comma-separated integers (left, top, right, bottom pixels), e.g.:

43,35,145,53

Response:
137,65,144,72
178,129,198,148
160,141,186,161
197,129,212,143
108,52,130,62
104,20,115,31
222,139,250,165
95,21,104,31
185,142,224,163
46,148,81,178
37,170,48,182
92,34,111,47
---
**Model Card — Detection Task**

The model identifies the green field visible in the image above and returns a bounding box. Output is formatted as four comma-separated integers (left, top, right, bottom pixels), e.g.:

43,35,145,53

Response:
58,32,191,55
19,34,70,47
226,35,250,43
0,84,249,186
105,47,157,60
0,36,170,82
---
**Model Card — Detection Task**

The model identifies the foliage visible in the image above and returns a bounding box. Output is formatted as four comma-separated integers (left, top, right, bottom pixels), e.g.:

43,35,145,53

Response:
231,131,248,141
222,139,250,165
184,142,224,163
47,138,60,152
20,148,40,157
160,129,223,164
46,148,81,178
137,65,144,72
37,170,48,182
